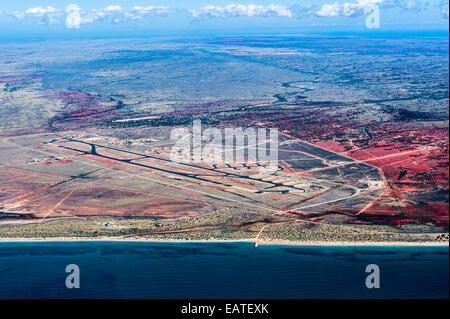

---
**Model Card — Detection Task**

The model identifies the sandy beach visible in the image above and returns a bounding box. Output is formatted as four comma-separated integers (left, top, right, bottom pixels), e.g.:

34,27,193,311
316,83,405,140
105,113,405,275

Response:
0,237,448,246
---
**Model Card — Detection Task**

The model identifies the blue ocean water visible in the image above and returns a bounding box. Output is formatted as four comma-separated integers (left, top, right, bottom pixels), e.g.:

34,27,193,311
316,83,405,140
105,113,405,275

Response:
0,242,448,299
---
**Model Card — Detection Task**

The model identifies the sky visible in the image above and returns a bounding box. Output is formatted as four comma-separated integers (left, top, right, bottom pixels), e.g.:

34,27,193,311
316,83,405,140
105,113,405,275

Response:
0,0,448,39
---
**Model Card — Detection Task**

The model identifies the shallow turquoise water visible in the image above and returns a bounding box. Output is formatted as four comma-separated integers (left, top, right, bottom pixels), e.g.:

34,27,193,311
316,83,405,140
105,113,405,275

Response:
0,242,448,298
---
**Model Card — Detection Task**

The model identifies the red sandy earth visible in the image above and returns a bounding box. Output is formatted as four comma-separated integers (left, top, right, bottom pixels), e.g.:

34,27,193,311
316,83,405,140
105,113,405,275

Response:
10,183,209,219
311,126,449,229
42,160,73,165
47,91,122,131
255,108,447,229
80,154,243,199
11,88,446,228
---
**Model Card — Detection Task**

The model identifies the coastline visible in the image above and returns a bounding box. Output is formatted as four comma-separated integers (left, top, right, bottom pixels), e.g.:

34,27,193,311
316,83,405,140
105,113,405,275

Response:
0,237,448,247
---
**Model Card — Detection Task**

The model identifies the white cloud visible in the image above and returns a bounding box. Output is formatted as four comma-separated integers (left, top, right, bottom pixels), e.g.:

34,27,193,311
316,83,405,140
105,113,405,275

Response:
440,0,449,18
25,6,63,24
121,6,169,22
63,4,170,27
316,0,383,17
382,0,428,10
65,4,99,29
91,5,123,19
316,0,434,17
189,4,292,19
132,6,169,15
26,6,60,16
316,3,341,16
90,5,123,23
2,1,446,28
105,5,123,12
289,5,317,19
404,1,419,9
6,11,26,20
65,4,83,29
